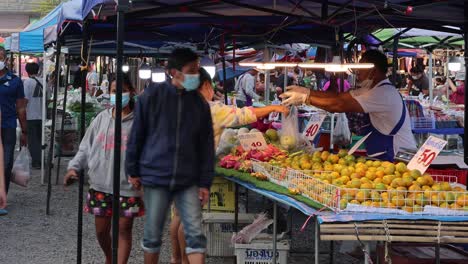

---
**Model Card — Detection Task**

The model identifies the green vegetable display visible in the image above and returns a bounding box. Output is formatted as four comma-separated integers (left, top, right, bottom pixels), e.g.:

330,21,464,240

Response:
215,167,326,210
68,102,97,113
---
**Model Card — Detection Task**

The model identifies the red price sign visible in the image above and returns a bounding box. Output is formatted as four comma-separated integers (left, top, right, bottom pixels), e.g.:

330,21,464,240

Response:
238,132,268,151
407,136,447,174
302,114,325,143
417,148,437,167
268,111,280,121
305,124,319,138
251,141,263,148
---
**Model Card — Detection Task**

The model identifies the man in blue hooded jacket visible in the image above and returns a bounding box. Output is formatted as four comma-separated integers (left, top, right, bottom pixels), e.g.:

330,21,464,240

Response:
126,48,214,264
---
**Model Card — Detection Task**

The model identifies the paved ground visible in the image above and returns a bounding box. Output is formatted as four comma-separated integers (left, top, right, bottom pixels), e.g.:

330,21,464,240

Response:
0,161,361,264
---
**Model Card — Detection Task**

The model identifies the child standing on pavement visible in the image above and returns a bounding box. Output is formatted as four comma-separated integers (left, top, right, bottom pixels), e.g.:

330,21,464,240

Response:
64,75,143,264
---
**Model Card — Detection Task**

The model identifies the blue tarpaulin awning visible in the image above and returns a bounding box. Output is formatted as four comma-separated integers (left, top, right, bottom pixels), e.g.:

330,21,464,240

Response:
19,4,62,53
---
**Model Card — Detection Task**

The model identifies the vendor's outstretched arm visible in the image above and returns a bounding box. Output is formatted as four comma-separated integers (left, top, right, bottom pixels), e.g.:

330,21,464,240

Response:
280,85,363,113
252,105,289,119
306,91,364,113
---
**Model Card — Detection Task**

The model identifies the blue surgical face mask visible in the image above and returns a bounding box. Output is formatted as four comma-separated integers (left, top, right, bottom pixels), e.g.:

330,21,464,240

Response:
110,92,131,107
181,73,200,91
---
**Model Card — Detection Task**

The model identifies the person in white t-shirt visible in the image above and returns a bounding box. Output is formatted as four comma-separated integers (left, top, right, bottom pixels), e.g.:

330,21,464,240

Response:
86,62,99,96
235,69,262,107
280,50,416,161
23,62,43,169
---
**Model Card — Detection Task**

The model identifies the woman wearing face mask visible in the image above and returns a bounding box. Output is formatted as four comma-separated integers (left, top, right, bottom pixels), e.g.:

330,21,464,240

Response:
448,73,465,104
280,50,416,161
64,75,143,264
407,66,429,96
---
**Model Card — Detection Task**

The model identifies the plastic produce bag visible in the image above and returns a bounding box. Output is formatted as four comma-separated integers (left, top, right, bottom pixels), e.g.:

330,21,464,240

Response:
279,106,300,151
11,149,32,187
231,213,274,244
332,113,351,146
216,128,239,156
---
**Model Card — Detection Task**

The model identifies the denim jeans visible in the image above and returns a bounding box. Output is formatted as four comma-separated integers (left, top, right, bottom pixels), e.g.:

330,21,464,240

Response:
1,128,16,193
142,185,206,254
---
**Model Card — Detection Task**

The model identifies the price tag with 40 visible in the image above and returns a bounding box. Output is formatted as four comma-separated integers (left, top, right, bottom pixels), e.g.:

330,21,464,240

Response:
302,113,326,144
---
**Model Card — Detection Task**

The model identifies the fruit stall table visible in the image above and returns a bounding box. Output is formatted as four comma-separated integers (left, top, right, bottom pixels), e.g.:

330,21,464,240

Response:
216,167,468,264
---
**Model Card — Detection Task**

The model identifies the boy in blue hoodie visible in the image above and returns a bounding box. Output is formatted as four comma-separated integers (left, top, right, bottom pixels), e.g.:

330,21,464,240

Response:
126,48,214,264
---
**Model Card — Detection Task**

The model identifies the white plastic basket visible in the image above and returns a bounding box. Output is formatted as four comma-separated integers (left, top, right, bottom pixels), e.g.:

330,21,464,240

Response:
251,161,468,216
235,240,290,264
202,213,256,257
252,161,289,188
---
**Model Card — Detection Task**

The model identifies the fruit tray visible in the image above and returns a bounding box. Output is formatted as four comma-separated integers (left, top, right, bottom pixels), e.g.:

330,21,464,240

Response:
251,161,468,216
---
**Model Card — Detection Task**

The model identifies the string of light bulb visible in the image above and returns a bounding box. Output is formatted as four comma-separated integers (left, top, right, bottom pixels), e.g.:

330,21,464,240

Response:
239,56,374,72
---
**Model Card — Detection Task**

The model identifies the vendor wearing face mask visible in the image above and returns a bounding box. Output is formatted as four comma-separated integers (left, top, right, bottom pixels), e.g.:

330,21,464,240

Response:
407,66,429,96
280,50,416,161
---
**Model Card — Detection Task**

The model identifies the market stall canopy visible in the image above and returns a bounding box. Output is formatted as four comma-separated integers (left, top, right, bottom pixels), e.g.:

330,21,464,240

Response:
18,3,63,53
373,28,463,49
59,0,464,57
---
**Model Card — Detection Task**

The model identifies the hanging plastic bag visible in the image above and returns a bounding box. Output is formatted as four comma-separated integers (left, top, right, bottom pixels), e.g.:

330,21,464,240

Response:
11,148,32,187
332,113,351,146
279,106,300,151
216,128,239,156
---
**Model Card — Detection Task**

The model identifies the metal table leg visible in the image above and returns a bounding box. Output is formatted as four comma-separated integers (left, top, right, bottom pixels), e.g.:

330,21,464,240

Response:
315,216,320,264
235,183,239,233
436,243,440,264
329,241,334,264
364,242,370,264
273,201,278,264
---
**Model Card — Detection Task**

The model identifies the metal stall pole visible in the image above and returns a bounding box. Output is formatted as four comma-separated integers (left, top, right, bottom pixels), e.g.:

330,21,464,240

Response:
234,184,239,232
55,56,71,185
18,51,21,78
77,22,90,264
9,52,14,70
111,1,128,263
314,216,320,264
364,242,370,264
265,69,271,105
429,52,433,103
283,66,287,92
220,33,228,105
272,201,278,264
392,35,399,86
464,5,468,170
46,39,62,215
41,53,48,184
222,56,228,105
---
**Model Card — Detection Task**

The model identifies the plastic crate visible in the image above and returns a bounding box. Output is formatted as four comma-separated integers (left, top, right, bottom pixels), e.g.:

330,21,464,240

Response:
202,213,256,257
235,240,290,264
426,168,467,185
377,243,468,264
411,114,436,129
204,176,235,212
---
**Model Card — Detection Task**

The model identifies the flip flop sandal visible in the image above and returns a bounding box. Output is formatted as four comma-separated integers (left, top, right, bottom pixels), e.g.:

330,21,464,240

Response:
0,208,8,216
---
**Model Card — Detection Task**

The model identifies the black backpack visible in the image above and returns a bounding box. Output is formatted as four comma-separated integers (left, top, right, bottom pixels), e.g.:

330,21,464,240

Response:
31,77,43,98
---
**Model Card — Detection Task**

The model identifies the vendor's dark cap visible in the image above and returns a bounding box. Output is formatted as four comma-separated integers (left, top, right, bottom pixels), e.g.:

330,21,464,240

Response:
360,50,388,73
167,48,199,70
